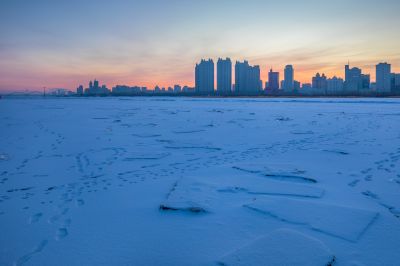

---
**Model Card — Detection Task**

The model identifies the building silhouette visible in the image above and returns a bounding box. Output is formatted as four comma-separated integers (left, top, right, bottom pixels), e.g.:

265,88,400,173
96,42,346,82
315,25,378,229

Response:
283,65,294,91
391,73,400,92
76,85,83,95
195,59,214,94
344,64,369,93
376,62,391,93
182,85,195,93
312,73,327,91
327,76,344,94
302,83,312,90
267,68,279,90
86,79,109,95
174,85,181,93
346,65,369,92
235,60,261,94
293,80,301,91
361,74,370,91
344,64,361,92
112,85,142,95
75,58,400,97
217,58,232,94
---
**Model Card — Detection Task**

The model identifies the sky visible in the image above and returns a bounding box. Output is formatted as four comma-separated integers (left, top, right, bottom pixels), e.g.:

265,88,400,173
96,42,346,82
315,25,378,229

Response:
0,0,400,92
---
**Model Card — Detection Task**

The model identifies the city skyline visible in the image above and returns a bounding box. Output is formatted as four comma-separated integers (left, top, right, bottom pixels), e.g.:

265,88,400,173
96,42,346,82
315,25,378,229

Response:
1,0,400,92
67,59,399,96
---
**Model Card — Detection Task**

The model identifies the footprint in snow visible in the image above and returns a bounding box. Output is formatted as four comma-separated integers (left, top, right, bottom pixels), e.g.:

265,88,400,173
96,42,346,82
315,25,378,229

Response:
29,213,43,224
76,199,84,206
56,228,68,240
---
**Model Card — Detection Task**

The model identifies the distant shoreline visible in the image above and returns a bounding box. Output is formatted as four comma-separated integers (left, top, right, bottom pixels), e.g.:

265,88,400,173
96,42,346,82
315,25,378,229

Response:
2,94,400,99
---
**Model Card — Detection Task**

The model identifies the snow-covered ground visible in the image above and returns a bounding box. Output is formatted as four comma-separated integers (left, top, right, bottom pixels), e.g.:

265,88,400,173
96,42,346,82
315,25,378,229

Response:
0,97,399,266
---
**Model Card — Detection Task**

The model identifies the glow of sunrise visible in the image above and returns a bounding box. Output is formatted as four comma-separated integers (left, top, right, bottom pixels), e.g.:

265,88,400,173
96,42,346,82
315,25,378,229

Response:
0,0,399,91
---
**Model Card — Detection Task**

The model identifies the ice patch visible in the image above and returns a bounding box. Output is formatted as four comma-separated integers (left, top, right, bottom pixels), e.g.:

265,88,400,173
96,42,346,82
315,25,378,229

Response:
290,130,314,135
165,145,221,151
244,198,378,242
172,129,205,134
131,133,162,138
218,228,335,266
232,163,316,183
323,149,349,155
160,172,324,216
218,180,324,198
160,179,217,214
123,152,170,161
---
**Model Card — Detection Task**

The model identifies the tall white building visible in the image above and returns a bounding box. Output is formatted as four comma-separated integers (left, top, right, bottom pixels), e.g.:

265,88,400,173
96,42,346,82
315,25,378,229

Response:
376,62,391,93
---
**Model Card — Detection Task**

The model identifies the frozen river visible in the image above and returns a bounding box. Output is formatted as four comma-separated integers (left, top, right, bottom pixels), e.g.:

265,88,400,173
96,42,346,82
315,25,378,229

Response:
1,97,400,265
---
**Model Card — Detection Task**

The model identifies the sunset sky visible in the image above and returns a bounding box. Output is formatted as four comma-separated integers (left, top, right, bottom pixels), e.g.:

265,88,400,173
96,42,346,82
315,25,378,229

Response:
1,0,399,91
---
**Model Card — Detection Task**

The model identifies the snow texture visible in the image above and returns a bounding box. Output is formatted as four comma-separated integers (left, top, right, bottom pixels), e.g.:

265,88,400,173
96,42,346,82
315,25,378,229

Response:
0,97,400,266
244,198,378,241
218,228,335,266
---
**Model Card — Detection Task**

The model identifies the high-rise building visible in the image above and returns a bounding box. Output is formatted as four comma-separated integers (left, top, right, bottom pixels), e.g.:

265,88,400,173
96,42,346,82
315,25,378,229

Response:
114,85,136,94
361,74,370,90
195,59,214,94
267,68,279,90
234,61,261,94
302,83,312,90
312,73,327,90
391,73,400,92
283,65,294,91
76,85,83,95
235,61,247,94
327,76,344,94
376,62,391,92
87,79,109,95
395,74,400,92
344,64,363,93
181,86,193,93
173,85,181,93
293,80,301,91
217,58,232,94
391,73,396,91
